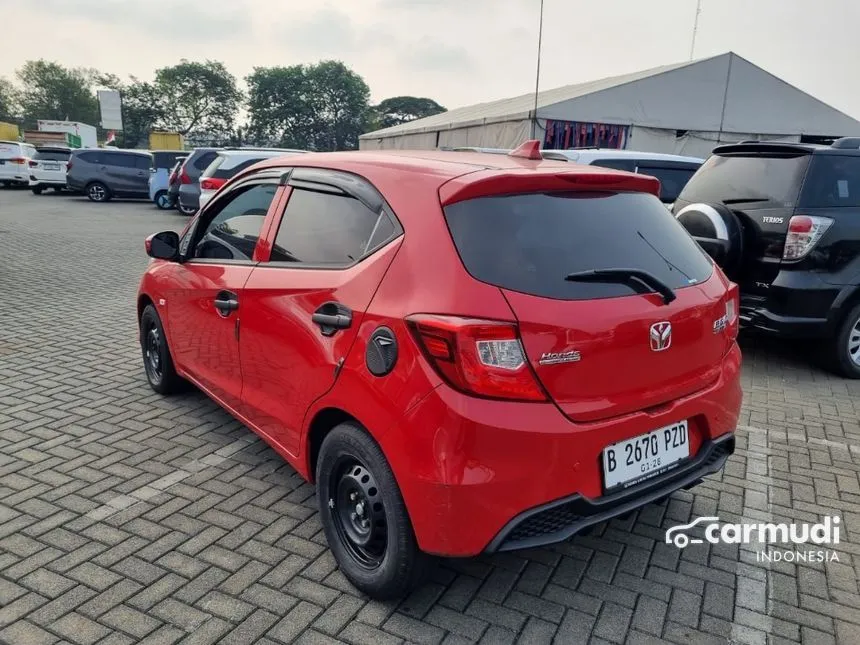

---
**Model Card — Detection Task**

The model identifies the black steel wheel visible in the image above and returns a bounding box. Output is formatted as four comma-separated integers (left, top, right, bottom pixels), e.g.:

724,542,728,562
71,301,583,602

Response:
317,422,427,599
330,459,388,569
139,304,186,394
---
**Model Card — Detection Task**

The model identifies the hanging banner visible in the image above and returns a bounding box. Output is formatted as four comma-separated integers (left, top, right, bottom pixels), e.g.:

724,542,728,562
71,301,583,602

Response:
543,120,628,150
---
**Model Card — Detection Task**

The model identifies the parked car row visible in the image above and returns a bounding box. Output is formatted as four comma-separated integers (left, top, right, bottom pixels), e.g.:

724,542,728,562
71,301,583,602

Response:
137,140,743,599
5,143,310,216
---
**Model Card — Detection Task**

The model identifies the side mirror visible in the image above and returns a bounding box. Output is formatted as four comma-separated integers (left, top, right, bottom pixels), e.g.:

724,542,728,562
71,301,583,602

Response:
145,231,180,261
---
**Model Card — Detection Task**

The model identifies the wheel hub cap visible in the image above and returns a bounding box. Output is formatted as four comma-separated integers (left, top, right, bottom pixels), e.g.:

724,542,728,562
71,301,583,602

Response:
331,462,386,568
850,317,860,366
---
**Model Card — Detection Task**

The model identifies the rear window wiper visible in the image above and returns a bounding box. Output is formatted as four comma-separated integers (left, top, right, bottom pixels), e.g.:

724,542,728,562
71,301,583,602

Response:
721,197,769,205
565,268,677,305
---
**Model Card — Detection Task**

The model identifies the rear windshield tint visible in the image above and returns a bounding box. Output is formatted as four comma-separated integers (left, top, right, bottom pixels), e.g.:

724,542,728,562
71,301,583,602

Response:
34,150,71,161
153,151,187,169
678,154,809,209
799,155,860,208
210,157,266,180
444,191,713,300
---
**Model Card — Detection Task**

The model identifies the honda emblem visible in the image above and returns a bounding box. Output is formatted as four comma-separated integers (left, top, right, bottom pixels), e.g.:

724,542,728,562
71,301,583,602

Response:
650,322,672,352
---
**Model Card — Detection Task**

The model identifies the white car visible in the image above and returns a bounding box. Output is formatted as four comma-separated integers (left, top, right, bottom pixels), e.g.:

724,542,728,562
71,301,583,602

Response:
198,148,307,209
541,149,704,207
28,146,73,194
0,140,37,187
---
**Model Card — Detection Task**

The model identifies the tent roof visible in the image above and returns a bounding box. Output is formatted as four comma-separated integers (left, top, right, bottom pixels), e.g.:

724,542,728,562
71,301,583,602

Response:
362,52,860,139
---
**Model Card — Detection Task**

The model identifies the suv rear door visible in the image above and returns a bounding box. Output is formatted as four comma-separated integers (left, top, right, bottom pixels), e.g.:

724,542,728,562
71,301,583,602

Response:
443,189,730,423
674,148,811,297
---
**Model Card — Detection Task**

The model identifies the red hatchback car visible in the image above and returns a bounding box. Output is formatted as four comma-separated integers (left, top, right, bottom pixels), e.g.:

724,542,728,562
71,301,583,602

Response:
138,142,742,598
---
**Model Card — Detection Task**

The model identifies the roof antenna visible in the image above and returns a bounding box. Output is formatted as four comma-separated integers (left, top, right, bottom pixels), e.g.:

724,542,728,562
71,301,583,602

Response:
689,0,703,60
531,0,545,139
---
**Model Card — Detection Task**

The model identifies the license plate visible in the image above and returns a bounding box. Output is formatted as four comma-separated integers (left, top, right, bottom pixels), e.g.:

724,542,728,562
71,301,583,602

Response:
44,163,59,170
602,420,689,490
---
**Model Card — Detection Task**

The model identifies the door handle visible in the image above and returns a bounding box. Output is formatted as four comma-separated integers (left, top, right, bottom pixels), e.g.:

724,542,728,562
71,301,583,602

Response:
214,291,239,316
312,302,352,336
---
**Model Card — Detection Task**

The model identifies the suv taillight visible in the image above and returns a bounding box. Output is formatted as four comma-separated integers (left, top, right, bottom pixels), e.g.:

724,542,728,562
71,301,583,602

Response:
406,315,546,401
200,177,226,191
724,283,739,341
783,215,833,261
66,159,72,171
28,160,38,168
180,168,191,184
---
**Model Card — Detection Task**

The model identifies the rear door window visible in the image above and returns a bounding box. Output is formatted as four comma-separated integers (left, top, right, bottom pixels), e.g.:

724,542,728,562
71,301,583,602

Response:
444,191,713,300
799,155,860,208
134,155,152,170
270,189,391,265
678,154,810,208
104,153,137,168
77,151,101,164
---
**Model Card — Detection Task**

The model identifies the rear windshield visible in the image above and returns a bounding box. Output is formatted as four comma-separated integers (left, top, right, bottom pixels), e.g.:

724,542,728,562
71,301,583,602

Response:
34,150,71,161
203,156,266,180
444,191,713,300
0,143,21,158
799,155,860,208
678,154,809,209
153,151,187,170
637,165,699,203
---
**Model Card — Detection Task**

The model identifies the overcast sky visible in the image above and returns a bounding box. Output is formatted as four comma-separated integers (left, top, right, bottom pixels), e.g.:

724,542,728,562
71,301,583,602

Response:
2,0,858,118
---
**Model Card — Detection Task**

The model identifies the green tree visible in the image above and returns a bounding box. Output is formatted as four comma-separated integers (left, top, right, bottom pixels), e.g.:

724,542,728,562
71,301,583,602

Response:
373,96,446,129
0,77,20,123
246,60,370,151
16,60,99,128
154,60,242,143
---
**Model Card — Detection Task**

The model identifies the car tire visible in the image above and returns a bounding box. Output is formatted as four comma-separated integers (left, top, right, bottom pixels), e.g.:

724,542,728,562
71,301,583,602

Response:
86,181,111,203
31,186,43,195
139,304,186,394
177,202,196,215
832,302,860,379
155,191,173,210
316,422,427,599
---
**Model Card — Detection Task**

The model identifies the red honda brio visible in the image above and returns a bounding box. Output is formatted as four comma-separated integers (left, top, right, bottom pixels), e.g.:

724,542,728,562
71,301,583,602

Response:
137,141,742,599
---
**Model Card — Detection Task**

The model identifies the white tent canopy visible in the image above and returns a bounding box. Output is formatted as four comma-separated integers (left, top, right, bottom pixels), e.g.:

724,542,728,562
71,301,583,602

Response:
360,53,860,158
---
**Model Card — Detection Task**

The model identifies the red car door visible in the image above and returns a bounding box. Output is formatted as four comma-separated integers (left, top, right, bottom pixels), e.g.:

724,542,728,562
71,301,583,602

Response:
164,179,282,411
239,169,402,457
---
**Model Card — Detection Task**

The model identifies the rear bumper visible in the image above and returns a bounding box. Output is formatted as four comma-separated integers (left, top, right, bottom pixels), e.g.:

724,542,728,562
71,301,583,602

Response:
739,270,847,338
486,433,734,552
386,343,742,556
178,185,199,209
0,166,28,182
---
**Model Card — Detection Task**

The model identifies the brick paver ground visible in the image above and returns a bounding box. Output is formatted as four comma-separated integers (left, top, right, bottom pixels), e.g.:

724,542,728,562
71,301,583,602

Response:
2,187,860,645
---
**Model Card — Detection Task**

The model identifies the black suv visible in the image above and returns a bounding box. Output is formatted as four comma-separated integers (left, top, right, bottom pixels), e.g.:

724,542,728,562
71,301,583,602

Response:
674,138,860,377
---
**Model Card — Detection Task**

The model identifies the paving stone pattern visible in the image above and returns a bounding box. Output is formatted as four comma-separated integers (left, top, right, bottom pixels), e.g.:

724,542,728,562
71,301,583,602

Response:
2,189,860,644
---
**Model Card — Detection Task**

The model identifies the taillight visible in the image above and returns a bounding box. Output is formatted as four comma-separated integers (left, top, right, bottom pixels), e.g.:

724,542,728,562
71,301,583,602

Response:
200,177,226,191
725,283,739,341
180,168,191,184
66,160,73,171
783,215,833,261
10,157,27,164
406,315,547,401
28,160,38,168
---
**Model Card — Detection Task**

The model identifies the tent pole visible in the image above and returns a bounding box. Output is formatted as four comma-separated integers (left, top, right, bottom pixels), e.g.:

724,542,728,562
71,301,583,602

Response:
532,0,545,139
689,0,703,60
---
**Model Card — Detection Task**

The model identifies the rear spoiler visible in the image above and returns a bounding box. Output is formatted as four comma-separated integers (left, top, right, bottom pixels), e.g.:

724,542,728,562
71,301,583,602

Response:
713,142,816,156
439,167,661,206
